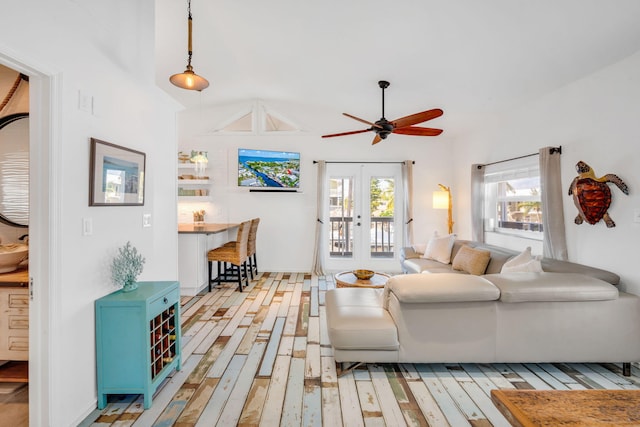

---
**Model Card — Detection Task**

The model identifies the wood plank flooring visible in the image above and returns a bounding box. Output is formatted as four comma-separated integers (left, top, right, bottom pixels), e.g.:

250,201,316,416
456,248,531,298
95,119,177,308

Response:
75,272,640,426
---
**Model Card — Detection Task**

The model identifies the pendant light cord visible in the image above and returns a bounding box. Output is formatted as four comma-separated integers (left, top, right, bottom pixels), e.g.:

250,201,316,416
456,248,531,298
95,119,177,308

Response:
187,0,193,66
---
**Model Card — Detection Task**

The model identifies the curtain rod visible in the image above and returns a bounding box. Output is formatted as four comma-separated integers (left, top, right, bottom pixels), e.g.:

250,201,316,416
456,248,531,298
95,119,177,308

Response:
313,160,414,164
478,146,561,168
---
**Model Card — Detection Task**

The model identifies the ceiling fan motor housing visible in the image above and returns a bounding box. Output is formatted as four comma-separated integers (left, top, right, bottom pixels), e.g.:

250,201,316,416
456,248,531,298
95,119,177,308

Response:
374,118,394,138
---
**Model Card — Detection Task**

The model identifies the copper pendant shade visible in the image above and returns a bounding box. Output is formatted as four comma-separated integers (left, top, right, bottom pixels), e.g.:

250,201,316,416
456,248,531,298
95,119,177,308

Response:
170,0,209,91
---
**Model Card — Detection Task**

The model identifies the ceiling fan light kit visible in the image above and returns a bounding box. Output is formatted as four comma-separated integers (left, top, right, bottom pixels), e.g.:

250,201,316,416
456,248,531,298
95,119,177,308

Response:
170,0,210,91
322,80,443,144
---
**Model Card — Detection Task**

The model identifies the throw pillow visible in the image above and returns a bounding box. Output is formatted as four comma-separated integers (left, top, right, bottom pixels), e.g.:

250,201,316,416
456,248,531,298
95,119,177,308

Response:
412,243,427,254
500,247,543,273
452,245,491,275
421,232,456,264
501,258,543,273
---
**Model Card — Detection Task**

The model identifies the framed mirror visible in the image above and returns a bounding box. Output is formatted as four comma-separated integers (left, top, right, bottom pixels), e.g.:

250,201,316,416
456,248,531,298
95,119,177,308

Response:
0,112,29,228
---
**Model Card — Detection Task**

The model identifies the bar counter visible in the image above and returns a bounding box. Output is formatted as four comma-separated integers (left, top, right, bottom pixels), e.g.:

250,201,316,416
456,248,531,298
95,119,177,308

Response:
178,223,238,234
177,223,238,295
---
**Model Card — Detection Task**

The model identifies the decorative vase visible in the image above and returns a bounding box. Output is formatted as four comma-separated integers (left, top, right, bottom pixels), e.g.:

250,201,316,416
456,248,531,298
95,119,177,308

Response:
122,280,138,293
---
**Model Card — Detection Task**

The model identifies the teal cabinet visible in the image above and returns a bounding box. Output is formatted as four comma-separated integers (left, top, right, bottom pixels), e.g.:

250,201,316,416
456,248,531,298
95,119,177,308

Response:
95,281,182,409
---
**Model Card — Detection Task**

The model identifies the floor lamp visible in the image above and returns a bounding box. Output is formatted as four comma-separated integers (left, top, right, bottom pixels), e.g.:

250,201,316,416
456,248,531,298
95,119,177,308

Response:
433,184,453,234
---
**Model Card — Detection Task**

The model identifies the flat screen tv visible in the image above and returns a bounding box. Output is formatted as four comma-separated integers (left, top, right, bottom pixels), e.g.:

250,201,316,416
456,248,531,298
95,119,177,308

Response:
238,148,301,189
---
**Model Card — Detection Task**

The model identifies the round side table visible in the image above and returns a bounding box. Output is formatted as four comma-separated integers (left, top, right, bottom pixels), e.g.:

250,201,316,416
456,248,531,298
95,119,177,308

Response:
334,271,391,288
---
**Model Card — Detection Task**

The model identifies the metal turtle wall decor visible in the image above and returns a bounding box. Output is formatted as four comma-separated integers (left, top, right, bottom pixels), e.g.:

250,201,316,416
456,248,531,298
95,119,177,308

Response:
568,161,629,228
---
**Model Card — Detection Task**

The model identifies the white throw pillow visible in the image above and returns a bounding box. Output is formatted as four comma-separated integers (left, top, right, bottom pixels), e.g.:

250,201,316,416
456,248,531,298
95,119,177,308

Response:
412,243,427,254
501,259,543,273
501,247,543,273
421,232,456,264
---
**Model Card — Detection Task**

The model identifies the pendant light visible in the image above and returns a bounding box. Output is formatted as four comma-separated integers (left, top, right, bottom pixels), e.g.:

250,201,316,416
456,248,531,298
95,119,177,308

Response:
170,0,209,91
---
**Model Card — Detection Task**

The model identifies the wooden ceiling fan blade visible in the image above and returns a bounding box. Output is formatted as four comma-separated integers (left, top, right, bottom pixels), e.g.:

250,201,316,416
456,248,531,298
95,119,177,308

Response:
371,134,383,145
343,113,383,129
392,108,444,129
393,126,443,136
322,129,370,138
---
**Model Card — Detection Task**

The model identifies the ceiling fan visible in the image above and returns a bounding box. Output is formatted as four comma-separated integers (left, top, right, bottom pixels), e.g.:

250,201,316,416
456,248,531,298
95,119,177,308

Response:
322,80,443,145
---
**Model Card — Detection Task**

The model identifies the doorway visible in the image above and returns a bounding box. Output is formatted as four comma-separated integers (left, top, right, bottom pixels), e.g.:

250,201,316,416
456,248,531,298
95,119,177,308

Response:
0,51,55,427
324,163,404,272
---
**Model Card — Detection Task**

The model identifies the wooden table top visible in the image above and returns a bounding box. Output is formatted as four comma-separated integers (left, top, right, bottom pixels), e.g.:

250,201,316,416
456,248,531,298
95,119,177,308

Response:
0,266,28,287
334,271,390,288
491,389,640,427
178,223,238,234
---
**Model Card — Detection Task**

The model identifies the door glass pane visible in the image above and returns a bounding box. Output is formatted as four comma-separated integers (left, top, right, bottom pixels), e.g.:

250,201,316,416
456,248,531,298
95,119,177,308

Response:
369,177,394,258
329,177,354,258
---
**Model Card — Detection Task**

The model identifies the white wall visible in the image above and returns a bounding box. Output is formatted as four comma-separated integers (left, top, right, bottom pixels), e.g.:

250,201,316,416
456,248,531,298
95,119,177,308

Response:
177,100,455,272
451,49,640,294
1,1,180,425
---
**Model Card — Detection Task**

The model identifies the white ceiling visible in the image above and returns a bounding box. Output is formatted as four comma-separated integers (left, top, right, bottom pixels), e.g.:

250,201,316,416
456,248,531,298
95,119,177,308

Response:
155,0,640,134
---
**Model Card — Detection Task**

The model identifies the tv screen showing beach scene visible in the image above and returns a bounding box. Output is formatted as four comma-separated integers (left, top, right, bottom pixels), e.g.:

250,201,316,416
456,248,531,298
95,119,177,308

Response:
238,148,301,189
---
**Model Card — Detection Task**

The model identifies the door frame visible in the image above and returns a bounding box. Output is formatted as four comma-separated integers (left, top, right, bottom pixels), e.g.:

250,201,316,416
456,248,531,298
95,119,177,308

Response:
0,49,59,426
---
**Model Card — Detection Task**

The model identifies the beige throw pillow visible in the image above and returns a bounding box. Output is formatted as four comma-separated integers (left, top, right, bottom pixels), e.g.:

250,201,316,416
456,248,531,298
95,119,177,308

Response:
452,245,491,275
421,232,456,264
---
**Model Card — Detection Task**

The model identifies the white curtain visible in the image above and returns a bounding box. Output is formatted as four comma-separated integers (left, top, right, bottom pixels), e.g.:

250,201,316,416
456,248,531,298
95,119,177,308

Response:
311,161,326,275
470,164,485,242
401,160,414,246
539,147,568,260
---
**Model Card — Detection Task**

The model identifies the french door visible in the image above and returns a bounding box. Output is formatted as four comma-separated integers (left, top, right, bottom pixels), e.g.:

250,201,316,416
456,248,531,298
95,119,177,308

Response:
324,163,404,272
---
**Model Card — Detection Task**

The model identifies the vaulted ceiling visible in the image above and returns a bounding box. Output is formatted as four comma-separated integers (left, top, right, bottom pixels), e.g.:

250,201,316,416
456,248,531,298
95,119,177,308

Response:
155,0,640,136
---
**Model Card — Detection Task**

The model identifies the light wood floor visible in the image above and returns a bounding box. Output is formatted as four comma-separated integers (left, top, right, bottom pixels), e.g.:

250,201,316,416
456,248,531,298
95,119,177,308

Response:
0,381,28,427
67,273,640,425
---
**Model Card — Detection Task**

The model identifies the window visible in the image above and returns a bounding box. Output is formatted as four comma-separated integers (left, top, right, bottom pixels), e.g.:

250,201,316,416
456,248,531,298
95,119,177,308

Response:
484,156,542,240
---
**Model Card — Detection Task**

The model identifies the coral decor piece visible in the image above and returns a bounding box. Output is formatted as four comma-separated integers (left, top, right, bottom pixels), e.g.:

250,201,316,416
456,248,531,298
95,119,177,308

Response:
568,161,629,228
111,241,146,292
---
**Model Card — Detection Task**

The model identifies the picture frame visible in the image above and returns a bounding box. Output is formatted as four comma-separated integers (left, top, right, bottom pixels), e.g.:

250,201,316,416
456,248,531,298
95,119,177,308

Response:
89,138,146,206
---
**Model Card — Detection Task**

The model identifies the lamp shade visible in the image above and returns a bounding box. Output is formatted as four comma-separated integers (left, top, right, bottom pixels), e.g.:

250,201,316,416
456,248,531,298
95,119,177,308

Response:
170,68,209,91
433,190,449,209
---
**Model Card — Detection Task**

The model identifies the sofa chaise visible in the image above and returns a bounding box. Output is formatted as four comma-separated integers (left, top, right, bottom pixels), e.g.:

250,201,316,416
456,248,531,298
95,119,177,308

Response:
326,240,640,375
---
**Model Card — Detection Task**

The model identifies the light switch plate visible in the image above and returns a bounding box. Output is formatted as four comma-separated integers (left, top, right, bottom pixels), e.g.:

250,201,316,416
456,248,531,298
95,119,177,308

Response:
82,218,93,236
143,213,152,228
78,90,93,113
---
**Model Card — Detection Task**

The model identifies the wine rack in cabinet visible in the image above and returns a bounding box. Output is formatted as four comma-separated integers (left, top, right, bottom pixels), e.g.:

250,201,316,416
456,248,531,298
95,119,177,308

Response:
95,281,181,409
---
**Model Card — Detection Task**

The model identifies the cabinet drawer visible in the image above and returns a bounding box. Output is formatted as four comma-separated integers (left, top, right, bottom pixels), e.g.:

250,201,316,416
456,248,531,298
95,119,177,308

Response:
149,287,179,316
9,293,28,308
9,315,28,329
9,336,28,352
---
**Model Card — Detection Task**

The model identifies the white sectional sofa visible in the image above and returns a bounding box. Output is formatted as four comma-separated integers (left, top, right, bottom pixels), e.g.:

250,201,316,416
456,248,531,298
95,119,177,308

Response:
325,240,640,375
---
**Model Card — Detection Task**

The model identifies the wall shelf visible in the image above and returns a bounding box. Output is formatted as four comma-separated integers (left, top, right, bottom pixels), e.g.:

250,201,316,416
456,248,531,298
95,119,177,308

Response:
178,179,210,185
178,161,210,199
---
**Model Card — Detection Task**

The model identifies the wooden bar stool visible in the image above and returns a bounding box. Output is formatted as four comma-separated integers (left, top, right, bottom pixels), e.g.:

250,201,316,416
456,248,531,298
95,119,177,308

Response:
224,218,260,279
247,218,260,278
207,220,251,292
